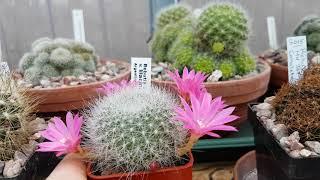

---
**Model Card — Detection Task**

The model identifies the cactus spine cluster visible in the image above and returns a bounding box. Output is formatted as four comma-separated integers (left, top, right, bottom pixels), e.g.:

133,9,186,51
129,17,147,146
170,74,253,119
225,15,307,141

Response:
150,2,256,80
19,38,98,85
294,16,320,52
0,75,37,161
83,86,188,174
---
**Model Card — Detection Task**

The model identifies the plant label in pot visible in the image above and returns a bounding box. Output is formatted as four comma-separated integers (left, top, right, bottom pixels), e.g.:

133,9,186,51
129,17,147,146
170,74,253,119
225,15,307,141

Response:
131,57,151,90
286,36,308,84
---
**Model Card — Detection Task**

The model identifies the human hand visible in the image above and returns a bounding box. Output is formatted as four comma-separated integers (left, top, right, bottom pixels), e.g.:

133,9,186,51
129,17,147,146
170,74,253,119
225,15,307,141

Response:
46,153,87,180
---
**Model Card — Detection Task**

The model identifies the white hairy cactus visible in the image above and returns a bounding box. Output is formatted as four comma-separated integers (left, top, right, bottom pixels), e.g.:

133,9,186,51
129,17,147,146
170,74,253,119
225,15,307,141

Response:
82,86,188,174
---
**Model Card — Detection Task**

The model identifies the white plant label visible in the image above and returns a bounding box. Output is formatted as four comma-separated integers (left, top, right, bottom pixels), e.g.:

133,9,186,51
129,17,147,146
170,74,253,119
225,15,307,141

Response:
131,57,151,90
0,39,2,62
286,36,308,84
72,9,86,42
267,16,278,49
0,62,10,76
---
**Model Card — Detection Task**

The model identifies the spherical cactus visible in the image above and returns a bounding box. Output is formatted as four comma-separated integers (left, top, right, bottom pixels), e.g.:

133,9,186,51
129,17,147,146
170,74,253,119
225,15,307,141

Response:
0,75,37,161
151,16,194,63
61,69,73,77
50,47,75,68
33,52,50,66
218,60,236,80
233,52,256,75
31,37,52,50
171,46,194,71
19,53,36,72
192,53,215,74
167,28,194,68
72,68,86,77
71,41,95,54
294,16,320,52
83,86,188,173
24,66,42,85
156,4,191,29
196,3,249,56
41,64,60,78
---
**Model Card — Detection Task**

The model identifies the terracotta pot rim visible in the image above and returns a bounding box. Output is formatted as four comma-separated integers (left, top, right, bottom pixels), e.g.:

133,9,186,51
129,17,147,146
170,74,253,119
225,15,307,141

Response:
86,152,194,179
152,60,271,86
260,57,288,70
25,59,130,92
233,150,256,180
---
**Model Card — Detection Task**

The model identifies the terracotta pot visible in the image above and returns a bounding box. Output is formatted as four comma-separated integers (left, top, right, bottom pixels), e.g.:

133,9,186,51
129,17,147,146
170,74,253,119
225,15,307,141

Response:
152,61,271,124
25,59,130,112
233,150,279,180
259,58,288,88
86,152,193,180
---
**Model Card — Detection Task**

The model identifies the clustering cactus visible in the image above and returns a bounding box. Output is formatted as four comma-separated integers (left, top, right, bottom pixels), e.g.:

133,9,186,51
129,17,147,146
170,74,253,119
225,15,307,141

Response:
294,16,320,52
83,86,188,174
0,75,36,161
150,2,256,80
19,38,98,85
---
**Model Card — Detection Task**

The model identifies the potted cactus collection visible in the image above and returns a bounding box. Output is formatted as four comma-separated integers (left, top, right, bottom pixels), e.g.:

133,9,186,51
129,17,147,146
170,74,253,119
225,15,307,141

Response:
37,69,240,179
250,64,320,179
260,16,320,88
150,2,271,122
0,74,47,179
15,37,130,112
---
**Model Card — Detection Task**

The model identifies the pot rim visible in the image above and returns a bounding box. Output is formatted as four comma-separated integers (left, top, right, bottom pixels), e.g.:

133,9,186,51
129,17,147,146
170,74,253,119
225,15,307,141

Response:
21,59,130,92
86,152,194,179
233,150,256,180
152,60,271,86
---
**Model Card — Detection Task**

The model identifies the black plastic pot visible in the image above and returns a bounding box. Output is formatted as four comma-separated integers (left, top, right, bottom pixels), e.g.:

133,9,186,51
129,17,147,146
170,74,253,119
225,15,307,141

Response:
0,152,60,180
249,104,320,180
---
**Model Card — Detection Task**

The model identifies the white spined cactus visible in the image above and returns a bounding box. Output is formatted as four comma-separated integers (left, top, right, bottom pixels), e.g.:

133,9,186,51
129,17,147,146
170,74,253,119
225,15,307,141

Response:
82,86,188,174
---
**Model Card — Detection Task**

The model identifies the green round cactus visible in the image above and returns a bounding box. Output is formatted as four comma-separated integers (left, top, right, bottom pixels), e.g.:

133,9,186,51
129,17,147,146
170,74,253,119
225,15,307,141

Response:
61,69,73,77
34,52,50,66
171,46,194,71
50,47,75,68
20,38,99,85
24,66,42,85
167,28,194,67
294,16,320,52
219,60,236,80
196,3,249,56
41,64,60,78
83,86,187,174
233,52,256,75
192,53,215,74
19,53,36,72
156,4,191,29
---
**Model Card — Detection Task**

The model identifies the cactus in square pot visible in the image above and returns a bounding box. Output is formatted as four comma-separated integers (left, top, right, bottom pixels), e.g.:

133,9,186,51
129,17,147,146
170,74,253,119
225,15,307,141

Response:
16,37,130,112
0,74,47,179
150,2,271,123
37,77,239,180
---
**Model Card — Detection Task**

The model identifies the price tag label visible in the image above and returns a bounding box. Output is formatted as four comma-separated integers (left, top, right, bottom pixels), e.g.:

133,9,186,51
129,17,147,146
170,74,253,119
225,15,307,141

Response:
286,36,308,84
131,57,151,90
0,62,10,76
72,9,86,42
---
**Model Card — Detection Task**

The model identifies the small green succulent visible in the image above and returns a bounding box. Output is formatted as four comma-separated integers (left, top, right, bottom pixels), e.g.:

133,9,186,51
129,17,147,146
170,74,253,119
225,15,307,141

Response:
192,54,215,74
219,60,236,80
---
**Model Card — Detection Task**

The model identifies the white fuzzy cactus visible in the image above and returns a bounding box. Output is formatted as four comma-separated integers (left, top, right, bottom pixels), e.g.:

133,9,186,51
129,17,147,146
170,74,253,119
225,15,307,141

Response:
82,86,188,174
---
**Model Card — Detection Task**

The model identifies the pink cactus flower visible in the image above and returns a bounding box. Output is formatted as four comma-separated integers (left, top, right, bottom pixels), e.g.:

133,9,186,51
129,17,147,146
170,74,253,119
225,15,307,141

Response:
37,112,83,156
174,92,239,138
168,67,207,101
97,80,136,95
